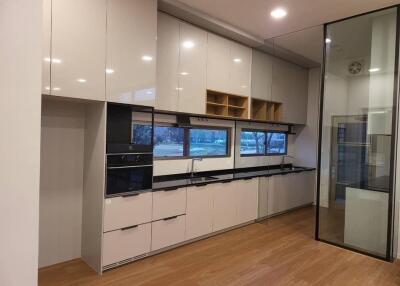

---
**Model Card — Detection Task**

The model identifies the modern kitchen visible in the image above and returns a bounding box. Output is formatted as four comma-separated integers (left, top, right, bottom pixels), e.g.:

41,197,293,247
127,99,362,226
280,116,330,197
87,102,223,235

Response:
3,1,400,285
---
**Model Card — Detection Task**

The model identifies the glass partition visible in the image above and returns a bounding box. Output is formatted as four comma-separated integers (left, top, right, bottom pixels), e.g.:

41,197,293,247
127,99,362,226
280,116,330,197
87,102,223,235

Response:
317,7,398,260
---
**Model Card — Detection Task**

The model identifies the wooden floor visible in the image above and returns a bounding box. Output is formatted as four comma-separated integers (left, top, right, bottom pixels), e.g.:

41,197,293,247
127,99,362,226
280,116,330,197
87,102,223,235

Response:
39,207,400,286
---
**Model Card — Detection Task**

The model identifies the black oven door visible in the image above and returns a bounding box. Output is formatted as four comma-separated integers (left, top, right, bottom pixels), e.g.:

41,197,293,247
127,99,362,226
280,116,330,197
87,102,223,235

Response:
106,165,153,197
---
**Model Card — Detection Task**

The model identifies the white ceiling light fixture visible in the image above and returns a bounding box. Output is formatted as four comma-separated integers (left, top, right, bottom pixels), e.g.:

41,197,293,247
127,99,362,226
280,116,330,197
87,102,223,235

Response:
77,78,87,83
141,55,153,61
233,58,242,63
270,8,287,19
368,68,380,73
182,40,195,49
325,38,332,44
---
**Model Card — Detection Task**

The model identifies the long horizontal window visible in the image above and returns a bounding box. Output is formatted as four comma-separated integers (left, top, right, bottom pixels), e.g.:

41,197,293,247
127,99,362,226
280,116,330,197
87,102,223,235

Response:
240,129,287,156
133,123,230,159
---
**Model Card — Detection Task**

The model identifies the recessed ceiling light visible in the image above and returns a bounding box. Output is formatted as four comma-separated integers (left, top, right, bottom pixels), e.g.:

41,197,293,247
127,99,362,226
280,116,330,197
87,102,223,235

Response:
77,78,87,83
180,72,189,76
141,55,153,61
369,68,380,73
271,8,287,19
325,38,332,44
106,68,115,74
182,41,195,49
233,58,242,63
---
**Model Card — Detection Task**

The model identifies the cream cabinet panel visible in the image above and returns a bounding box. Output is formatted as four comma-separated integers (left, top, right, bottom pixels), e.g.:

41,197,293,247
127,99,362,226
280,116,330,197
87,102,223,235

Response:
103,193,152,232
236,178,258,224
206,33,231,93
258,177,269,218
178,22,207,114
103,223,151,266
186,185,214,240
272,58,308,124
251,50,273,101
230,42,252,97
267,175,280,215
156,13,179,111
51,0,106,100
152,188,187,221
106,0,157,106
151,215,186,251
42,0,51,95
212,182,237,232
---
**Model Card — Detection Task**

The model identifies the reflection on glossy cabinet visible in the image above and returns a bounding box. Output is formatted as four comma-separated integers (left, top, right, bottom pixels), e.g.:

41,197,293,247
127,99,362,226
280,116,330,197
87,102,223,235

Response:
230,42,251,97
186,185,214,240
178,22,207,114
51,0,106,100
272,58,308,124
156,13,179,111
106,0,157,106
212,182,237,232
258,176,269,218
236,178,258,224
42,0,51,95
251,50,273,101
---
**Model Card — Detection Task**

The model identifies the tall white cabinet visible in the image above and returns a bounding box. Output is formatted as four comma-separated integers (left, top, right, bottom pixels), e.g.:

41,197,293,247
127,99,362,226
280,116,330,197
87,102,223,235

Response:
156,12,207,114
50,0,107,100
106,0,157,106
251,50,273,101
207,33,252,97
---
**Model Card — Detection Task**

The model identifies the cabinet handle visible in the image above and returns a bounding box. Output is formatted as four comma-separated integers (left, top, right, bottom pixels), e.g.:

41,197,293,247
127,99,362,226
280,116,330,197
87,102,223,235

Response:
121,225,138,231
122,193,140,198
163,215,178,221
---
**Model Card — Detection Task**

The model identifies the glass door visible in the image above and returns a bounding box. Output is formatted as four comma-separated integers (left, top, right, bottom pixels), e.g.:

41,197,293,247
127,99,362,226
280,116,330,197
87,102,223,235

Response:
317,6,398,260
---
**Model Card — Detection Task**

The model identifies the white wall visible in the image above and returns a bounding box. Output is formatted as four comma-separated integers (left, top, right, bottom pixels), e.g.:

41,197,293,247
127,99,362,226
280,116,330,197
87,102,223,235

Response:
0,1,42,285
39,100,85,268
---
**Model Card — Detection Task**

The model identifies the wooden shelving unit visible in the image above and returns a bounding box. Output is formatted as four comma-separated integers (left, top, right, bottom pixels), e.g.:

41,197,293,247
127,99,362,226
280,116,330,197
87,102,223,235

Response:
206,90,248,119
251,98,282,122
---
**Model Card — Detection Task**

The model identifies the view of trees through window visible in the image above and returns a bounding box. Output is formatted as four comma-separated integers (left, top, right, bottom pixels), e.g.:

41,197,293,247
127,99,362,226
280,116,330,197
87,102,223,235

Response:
240,129,287,156
190,128,228,156
154,126,184,157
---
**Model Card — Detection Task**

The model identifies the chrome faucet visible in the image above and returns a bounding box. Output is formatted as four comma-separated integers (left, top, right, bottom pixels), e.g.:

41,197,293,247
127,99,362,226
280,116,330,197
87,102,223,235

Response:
190,158,203,177
281,155,295,170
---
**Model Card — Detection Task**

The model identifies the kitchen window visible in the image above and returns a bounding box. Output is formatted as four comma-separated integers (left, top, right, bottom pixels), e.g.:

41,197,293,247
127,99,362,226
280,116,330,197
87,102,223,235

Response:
240,129,287,156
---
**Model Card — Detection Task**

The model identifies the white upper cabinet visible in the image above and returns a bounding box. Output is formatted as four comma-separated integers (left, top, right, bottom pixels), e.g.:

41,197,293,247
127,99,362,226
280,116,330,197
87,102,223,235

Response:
156,13,179,111
178,22,207,114
207,33,252,97
51,0,106,100
206,33,231,93
42,0,51,95
229,42,252,97
106,0,157,106
251,50,273,101
272,58,308,124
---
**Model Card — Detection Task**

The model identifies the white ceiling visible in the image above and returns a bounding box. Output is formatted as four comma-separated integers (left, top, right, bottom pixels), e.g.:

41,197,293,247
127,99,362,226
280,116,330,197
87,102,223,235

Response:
177,0,400,39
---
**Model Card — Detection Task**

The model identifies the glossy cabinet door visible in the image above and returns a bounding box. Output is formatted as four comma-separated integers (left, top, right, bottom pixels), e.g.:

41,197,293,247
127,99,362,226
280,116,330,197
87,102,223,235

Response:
258,176,269,218
186,185,214,240
42,0,51,95
236,178,258,224
229,42,252,97
51,0,106,100
106,0,157,106
156,13,179,111
212,182,237,232
178,22,207,114
206,33,231,93
251,50,273,101
272,57,308,124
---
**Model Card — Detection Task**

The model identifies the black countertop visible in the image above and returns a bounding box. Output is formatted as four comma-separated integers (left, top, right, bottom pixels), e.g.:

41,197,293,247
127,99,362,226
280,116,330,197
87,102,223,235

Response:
152,164,316,191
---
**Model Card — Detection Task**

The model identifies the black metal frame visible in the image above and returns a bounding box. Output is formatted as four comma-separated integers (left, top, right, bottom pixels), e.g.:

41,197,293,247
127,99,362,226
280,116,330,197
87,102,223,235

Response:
315,4,400,262
239,128,288,157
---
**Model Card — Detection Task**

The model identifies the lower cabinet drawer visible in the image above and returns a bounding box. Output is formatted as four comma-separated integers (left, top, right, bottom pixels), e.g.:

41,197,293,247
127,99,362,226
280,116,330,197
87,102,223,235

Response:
152,188,186,221
151,215,186,251
103,223,151,266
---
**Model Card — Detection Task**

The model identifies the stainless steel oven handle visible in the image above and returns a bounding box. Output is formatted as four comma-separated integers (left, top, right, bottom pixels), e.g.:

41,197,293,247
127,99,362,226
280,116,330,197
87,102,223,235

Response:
107,164,153,169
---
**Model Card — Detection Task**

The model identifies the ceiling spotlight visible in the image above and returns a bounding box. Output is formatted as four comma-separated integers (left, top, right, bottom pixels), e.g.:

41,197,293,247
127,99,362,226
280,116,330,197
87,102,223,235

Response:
368,68,380,73
233,58,242,63
182,40,195,49
271,8,287,19
106,68,115,74
325,38,332,44
141,55,153,61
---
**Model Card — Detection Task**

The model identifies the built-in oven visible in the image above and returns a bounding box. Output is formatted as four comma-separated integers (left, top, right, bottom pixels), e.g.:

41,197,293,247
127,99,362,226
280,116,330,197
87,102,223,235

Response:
106,153,153,197
106,103,154,197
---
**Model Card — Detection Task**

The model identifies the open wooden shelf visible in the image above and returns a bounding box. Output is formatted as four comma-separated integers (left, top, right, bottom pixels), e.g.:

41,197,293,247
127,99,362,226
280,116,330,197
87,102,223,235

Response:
206,90,248,119
251,98,282,122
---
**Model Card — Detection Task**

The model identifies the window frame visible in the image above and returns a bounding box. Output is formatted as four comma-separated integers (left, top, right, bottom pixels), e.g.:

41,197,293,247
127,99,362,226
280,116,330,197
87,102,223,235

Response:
153,124,231,160
240,128,288,157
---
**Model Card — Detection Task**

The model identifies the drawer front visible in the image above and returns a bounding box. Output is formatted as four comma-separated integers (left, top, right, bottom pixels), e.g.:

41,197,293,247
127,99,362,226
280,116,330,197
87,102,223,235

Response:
152,188,186,221
104,192,152,232
151,215,186,251
103,223,151,266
